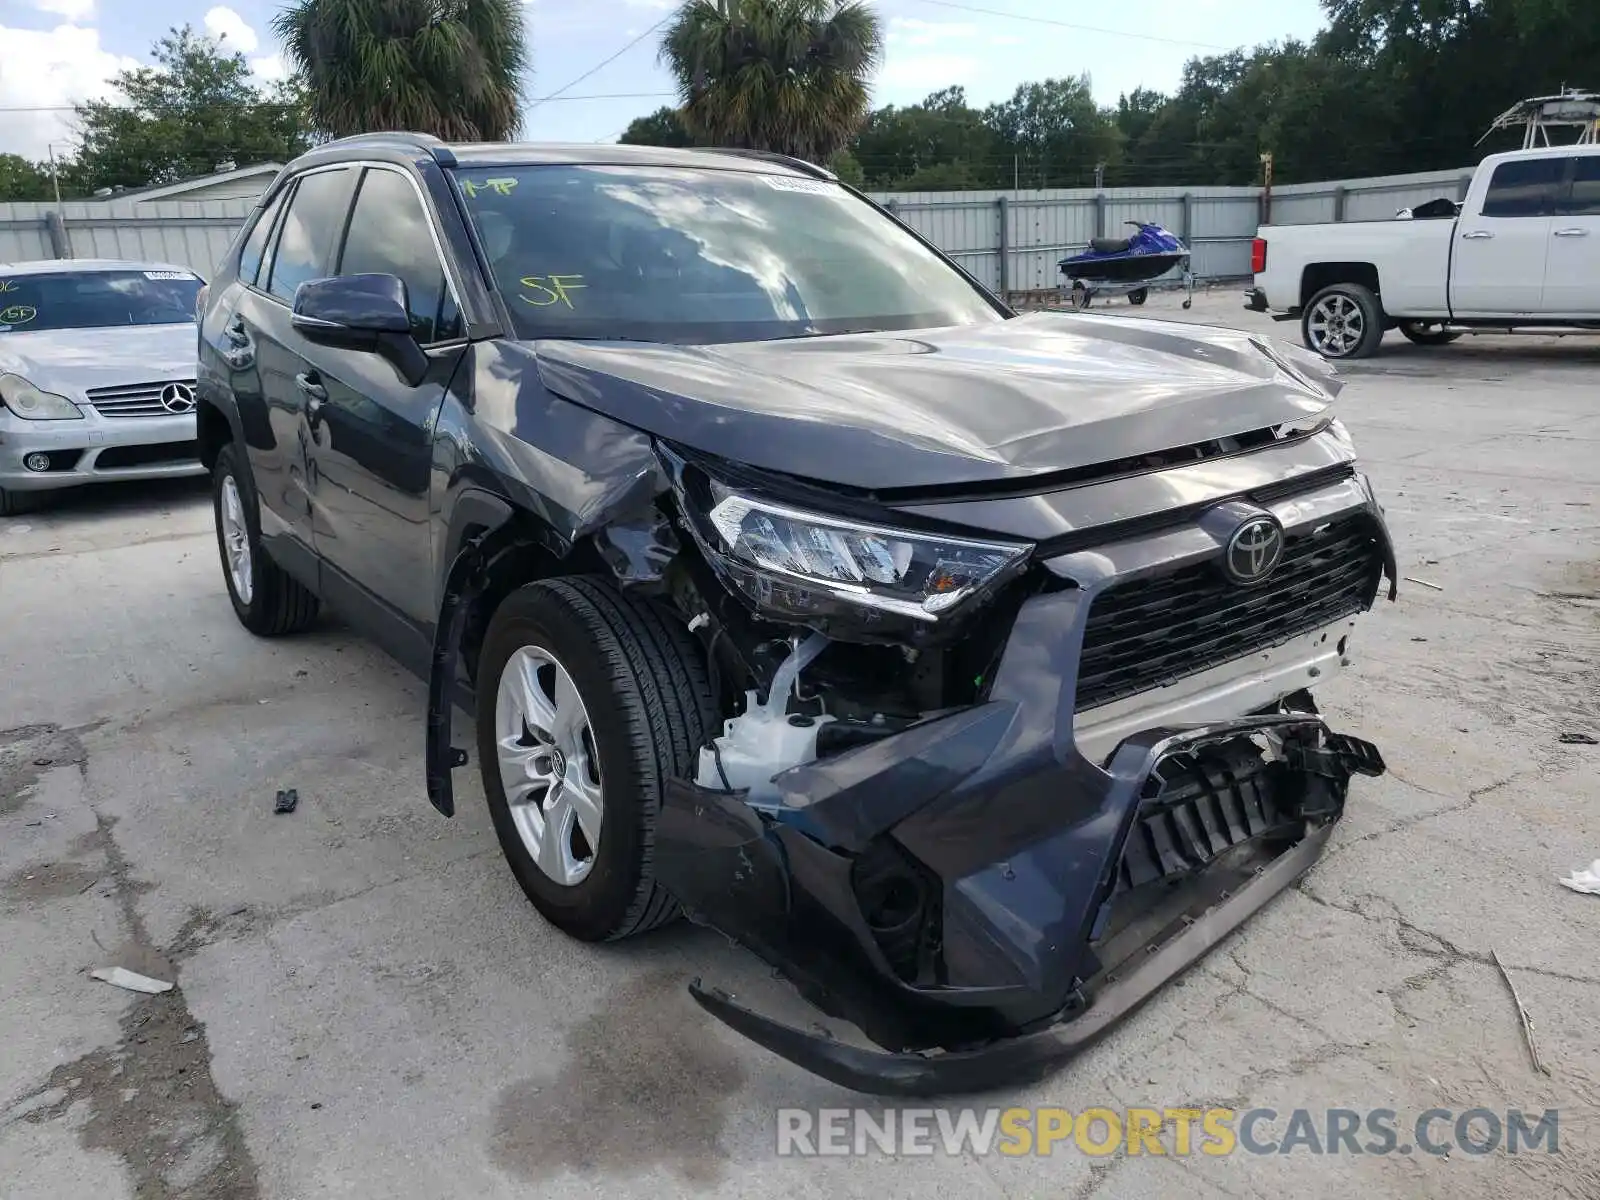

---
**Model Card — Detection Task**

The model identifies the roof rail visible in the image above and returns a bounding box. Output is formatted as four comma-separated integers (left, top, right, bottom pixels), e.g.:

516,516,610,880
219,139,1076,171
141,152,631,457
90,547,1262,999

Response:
708,148,836,180
308,130,458,166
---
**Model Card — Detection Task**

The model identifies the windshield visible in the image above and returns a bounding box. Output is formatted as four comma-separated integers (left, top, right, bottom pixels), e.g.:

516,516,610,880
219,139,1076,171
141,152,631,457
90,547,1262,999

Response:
0,269,203,334
450,164,1003,343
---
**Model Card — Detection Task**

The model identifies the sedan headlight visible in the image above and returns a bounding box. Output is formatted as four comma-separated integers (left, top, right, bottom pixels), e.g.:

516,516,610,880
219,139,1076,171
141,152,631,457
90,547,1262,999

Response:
0,373,82,420
705,483,1031,621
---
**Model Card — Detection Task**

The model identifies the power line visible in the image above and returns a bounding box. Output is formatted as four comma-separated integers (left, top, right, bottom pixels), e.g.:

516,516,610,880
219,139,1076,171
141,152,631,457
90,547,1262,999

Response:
528,5,683,110
905,0,1232,51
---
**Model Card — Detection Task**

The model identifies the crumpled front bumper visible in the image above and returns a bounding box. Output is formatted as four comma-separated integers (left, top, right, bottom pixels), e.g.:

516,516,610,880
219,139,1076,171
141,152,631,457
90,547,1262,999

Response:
656,711,1383,1096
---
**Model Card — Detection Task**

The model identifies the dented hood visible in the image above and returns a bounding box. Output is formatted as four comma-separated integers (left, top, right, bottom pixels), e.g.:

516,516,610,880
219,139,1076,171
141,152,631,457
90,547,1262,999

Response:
529,310,1340,492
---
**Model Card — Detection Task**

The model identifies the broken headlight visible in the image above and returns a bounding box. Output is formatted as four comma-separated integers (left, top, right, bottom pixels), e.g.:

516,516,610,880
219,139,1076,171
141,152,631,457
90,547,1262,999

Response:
705,484,1031,622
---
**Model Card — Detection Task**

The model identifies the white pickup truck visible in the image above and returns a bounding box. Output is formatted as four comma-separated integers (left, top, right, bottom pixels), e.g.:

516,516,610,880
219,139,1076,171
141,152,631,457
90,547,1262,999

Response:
1245,143,1600,358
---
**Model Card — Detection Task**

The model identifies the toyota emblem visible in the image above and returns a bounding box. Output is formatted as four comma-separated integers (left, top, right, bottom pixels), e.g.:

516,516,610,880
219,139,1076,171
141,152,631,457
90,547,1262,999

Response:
1223,515,1285,584
159,382,196,414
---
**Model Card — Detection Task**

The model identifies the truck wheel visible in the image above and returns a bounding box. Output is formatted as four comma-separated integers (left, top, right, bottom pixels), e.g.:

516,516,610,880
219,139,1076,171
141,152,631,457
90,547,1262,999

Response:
1302,283,1384,359
1398,320,1462,347
212,443,320,636
476,577,718,943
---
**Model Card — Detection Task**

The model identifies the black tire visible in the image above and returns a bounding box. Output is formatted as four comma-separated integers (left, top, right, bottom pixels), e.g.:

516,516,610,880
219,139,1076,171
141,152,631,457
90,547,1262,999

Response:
1301,282,1384,360
1128,288,1148,306
211,443,320,636
1398,320,1462,347
0,487,45,517
1070,280,1091,309
476,577,718,943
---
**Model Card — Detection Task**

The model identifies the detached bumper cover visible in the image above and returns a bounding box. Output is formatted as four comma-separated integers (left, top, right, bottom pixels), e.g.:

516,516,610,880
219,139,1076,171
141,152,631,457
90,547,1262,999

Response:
657,715,1382,1096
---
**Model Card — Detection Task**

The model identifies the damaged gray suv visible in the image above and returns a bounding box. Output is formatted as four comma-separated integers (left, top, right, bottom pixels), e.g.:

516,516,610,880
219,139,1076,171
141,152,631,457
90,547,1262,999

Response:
196,134,1395,1095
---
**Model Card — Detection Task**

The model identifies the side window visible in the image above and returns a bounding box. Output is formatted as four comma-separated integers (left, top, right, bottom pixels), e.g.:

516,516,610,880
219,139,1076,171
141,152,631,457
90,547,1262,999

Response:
266,167,357,303
237,188,287,287
1481,158,1564,218
336,168,463,343
1557,155,1600,217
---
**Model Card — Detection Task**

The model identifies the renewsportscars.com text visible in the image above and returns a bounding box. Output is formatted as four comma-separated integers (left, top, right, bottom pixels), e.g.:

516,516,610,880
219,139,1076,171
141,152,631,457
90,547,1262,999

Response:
775,1107,1560,1158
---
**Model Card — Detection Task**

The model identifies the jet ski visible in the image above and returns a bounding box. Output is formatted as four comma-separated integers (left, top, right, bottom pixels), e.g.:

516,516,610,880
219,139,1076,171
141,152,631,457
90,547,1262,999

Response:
1059,221,1194,309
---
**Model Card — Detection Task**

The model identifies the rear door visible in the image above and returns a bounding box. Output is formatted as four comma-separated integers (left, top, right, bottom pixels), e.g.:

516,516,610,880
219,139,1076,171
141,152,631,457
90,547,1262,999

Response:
1541,151,1600,317
226,166,358,571
1449,155,1561,316
302,164,469,632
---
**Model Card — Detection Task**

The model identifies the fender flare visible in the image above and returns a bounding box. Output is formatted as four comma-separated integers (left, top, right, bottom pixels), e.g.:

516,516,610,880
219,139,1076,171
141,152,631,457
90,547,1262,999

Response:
426,489,514,817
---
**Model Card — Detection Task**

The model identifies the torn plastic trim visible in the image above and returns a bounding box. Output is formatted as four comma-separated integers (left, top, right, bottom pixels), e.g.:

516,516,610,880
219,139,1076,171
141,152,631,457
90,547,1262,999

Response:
426,527,492,817
687,820,1333,1097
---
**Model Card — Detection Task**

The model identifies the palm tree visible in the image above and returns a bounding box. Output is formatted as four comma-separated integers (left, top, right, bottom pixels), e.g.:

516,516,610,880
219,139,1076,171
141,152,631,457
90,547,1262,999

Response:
661,0,883,164
272,0,527,141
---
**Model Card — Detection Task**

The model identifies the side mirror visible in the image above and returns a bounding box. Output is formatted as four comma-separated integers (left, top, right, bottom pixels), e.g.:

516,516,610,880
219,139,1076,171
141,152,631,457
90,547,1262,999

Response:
291,274,427,386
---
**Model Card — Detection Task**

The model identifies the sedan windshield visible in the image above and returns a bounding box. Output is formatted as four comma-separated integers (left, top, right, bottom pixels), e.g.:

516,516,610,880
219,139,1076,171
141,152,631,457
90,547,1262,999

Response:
450,164,1004,343
0,269,203,333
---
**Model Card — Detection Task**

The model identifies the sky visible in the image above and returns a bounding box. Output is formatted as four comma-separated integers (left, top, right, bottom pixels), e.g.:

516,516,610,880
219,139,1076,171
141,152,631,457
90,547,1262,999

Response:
0,0,1330,164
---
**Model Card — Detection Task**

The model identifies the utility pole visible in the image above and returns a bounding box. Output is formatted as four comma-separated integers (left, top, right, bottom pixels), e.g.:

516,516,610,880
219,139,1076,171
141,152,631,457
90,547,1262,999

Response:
1013,154,1018,192
1259,150,1274,225
1094,161,1105,190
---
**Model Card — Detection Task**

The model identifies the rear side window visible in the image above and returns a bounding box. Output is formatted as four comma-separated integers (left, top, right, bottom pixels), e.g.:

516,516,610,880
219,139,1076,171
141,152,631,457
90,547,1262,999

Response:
237,188,287,286
1558,155,1600,217
1481,158,1564,218
336,168,462,343
266,167,357,303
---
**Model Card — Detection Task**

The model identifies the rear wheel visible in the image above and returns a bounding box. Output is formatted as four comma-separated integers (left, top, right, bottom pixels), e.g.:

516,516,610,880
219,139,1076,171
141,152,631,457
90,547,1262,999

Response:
1302,283,1384,359
1398,320,1462,347
476,577,718,943
212,443,320,636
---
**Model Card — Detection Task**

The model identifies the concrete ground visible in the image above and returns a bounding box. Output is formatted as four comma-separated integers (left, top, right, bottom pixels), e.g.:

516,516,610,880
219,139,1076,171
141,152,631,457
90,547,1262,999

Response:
2,291,1598,1199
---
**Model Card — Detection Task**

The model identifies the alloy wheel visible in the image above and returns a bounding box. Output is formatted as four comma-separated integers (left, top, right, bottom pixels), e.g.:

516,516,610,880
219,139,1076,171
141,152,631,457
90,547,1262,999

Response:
219,474,254,604
1307,294,1364,357
494,645,604,887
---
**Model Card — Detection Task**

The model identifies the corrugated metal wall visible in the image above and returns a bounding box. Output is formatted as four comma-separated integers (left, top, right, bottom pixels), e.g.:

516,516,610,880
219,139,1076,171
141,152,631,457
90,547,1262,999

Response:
2,165,1478,292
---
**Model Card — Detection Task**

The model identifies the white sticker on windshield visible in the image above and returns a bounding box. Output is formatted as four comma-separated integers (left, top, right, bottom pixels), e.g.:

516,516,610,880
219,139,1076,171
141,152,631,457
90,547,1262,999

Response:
143,270,194,280
762,175,841,196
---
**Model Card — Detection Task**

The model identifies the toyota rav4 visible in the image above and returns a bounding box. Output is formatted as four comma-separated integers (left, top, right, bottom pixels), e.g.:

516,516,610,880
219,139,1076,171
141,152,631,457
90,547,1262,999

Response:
196,134,1395,1095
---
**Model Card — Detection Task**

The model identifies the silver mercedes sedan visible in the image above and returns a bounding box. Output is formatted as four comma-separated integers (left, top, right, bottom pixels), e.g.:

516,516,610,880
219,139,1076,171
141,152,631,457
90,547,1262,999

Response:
0,258,207,515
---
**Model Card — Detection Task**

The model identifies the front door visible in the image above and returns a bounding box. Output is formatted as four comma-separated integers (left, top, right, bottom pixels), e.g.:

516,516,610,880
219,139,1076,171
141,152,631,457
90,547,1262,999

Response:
1449,156,1561,317
1541,152,1600,318
302,165,468,633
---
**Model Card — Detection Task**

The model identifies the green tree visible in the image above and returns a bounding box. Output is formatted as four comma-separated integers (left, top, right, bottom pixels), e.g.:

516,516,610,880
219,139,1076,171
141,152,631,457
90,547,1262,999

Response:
619,106,696,147
0,155,56,202
273,0,528,140
983,76,1121,188
851,87,997,189
71,26,313,193
661,0,884,164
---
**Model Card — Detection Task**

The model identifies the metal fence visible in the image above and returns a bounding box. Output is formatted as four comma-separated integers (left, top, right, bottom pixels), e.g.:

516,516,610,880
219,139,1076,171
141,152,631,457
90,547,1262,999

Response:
2,165,1476,296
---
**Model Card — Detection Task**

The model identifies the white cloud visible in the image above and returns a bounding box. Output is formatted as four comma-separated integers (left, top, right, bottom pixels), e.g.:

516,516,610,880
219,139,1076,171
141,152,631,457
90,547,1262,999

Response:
623,0,674,8
877,53,982,95
988,34,1024,47
887,17,978,47
249,53,288,83
203,6,260,54
0,23,140,161
31,0,95,21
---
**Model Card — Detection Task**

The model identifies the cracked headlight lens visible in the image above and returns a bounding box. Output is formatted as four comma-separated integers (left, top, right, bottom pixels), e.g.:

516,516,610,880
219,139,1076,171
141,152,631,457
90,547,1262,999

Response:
0,374,82,420
706,484,1030,621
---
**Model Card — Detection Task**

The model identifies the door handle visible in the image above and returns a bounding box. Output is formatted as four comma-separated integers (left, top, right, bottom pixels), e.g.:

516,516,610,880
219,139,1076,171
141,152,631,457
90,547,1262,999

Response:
1553,227,1590,237
295,372,328,426
1461,229,1494,239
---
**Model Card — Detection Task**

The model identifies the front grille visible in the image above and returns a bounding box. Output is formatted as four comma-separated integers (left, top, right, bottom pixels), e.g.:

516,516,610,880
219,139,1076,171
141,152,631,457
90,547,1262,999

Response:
96,440,198,469
86,380,197,418
1075,512,1383,712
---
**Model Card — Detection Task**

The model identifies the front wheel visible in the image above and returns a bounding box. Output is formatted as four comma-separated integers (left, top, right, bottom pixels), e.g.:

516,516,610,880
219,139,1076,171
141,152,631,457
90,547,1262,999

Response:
1302,283,1385,359
1398,320,1462,347
476,577,718,943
